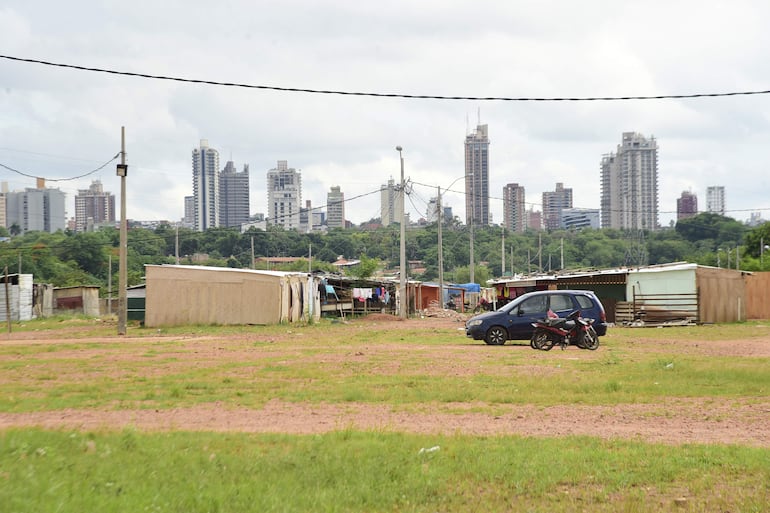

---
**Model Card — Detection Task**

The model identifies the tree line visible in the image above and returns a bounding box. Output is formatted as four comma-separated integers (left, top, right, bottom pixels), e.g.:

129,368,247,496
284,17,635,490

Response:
0,212,768,293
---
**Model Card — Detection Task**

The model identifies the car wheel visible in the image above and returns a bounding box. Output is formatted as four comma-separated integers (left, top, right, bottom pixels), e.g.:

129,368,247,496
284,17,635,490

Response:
583,327,599,350
484,326,507,346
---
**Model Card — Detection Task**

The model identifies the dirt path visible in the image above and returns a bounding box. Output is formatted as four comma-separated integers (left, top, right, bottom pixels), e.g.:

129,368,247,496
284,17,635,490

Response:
2,398,769,447
2,315,769,447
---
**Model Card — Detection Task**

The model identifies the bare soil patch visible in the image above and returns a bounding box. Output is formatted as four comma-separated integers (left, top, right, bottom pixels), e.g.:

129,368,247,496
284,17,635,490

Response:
2,317,769,447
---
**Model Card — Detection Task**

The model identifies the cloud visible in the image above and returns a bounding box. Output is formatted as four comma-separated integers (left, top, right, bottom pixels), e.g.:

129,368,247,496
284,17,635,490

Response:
1,0,769,230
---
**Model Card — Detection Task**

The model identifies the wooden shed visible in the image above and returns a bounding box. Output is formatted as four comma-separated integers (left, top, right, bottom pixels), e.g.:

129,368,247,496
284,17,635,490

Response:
52,286,101,317
144,265,321,327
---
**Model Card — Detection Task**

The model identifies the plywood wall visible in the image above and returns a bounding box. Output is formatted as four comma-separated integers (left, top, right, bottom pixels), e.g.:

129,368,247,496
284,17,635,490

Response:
696,267,746,323
744,272,770,320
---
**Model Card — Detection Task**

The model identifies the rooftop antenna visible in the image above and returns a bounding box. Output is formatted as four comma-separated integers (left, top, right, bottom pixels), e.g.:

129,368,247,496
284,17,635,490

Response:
477,107,481,126
465,113,469,135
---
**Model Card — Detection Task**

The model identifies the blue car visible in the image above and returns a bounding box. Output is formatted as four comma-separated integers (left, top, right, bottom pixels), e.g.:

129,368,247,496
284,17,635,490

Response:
466,290,608,345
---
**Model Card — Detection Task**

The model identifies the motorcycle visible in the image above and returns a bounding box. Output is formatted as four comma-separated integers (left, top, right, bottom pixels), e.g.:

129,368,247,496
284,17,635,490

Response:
530,309,599,351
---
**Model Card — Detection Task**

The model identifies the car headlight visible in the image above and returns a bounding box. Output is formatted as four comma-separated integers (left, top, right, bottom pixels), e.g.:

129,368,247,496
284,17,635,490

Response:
467,319,483,327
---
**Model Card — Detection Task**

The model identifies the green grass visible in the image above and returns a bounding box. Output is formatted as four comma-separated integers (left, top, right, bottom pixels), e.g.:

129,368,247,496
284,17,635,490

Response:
0,320,768,411
1,429,767,513
2,318,770,511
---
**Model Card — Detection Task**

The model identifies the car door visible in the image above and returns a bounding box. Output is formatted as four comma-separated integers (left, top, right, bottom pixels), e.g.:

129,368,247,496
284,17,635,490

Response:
508,294,549,339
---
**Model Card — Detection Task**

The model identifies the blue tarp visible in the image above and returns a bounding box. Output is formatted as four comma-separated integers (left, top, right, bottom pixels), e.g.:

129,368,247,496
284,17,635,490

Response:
453,283,481,293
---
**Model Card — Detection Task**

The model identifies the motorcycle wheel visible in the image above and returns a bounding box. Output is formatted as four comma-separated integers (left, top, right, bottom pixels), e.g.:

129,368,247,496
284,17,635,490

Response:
530,330,549,350
583,327,599,350
540,334,556,351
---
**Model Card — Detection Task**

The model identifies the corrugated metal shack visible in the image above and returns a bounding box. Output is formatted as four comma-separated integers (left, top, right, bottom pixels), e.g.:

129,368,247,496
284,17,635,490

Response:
144,265,321,327
0,273,34,322
489,263,759,325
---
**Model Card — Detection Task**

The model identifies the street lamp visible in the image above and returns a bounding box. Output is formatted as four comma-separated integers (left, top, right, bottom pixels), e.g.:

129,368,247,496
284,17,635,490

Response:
396,146,407,319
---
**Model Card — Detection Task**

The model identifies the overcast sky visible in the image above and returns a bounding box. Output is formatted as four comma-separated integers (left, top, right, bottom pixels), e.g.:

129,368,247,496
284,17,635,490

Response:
2,1,769,228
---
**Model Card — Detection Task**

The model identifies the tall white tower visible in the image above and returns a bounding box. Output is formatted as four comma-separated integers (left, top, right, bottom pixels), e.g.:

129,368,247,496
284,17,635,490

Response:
192,139,220,231
267,161,302,230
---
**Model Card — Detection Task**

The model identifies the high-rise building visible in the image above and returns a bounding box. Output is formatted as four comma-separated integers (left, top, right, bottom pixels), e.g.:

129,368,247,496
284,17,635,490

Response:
6,186,66,234
561,208,600,229
73,180,115,232
527,207,543,231
326,186,345,229
192,139,220,231
542,182,573,230
219,161,250,228
267,160,302,230
600,132,659,230
426,196,439,224
465,124,490,227
676,190,698,221
299,200,315,233
706,186,725,216
502,183,526,232
380,178,403,227
183,196,194,227
0,182,8,229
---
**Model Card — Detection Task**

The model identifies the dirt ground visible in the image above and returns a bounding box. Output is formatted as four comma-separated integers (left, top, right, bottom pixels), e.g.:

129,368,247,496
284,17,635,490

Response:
2,314,769,447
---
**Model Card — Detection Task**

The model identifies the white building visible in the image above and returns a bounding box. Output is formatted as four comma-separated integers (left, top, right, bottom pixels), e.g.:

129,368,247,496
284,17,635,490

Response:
600,132,659,230
6,186,66,234
380,177,403,227
267,160,302,230
326,186,345,229
192,139,220,231
706,186,726,216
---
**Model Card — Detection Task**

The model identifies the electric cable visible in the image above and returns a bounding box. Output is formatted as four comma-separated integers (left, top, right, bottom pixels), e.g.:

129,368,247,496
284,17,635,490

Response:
0,153,121,182
3,54,770,102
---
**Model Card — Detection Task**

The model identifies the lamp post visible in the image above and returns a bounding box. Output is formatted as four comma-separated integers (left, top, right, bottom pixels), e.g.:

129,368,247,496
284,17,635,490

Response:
437,175,466,309
396,146,407,319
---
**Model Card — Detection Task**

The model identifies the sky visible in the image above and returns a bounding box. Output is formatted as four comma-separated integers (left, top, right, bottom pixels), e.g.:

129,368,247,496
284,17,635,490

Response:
2,1,770,229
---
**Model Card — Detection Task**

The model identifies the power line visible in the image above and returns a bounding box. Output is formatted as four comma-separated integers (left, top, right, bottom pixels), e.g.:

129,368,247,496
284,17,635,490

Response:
0,153,120,182
3,54,770,102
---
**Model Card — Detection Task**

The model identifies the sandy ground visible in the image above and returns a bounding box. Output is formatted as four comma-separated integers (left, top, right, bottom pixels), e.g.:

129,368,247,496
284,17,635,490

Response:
2,314,769,447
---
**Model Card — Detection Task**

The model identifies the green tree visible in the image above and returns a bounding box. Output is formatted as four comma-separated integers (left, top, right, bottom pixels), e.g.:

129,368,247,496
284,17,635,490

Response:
348,255,379,280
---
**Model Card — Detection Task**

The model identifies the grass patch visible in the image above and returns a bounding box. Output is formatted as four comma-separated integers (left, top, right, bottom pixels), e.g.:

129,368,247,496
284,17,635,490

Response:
0,321,768,411
0,429,767,512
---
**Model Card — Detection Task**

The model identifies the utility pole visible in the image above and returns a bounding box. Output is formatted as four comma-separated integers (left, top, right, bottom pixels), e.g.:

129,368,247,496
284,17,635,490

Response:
437,187,444,307
538,232,542,273
175,225,179,264
108,254,112,315
501,232,505,277
396,146,407,319
469,174,475,285
251,236,255,269
117,127,128,335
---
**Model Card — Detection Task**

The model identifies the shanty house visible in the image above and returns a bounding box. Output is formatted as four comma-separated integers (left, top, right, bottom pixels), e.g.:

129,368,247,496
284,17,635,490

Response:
144,265,320,327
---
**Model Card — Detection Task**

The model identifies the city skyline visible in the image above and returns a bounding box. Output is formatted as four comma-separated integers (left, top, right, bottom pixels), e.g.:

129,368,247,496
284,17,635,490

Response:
3,2,770,229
